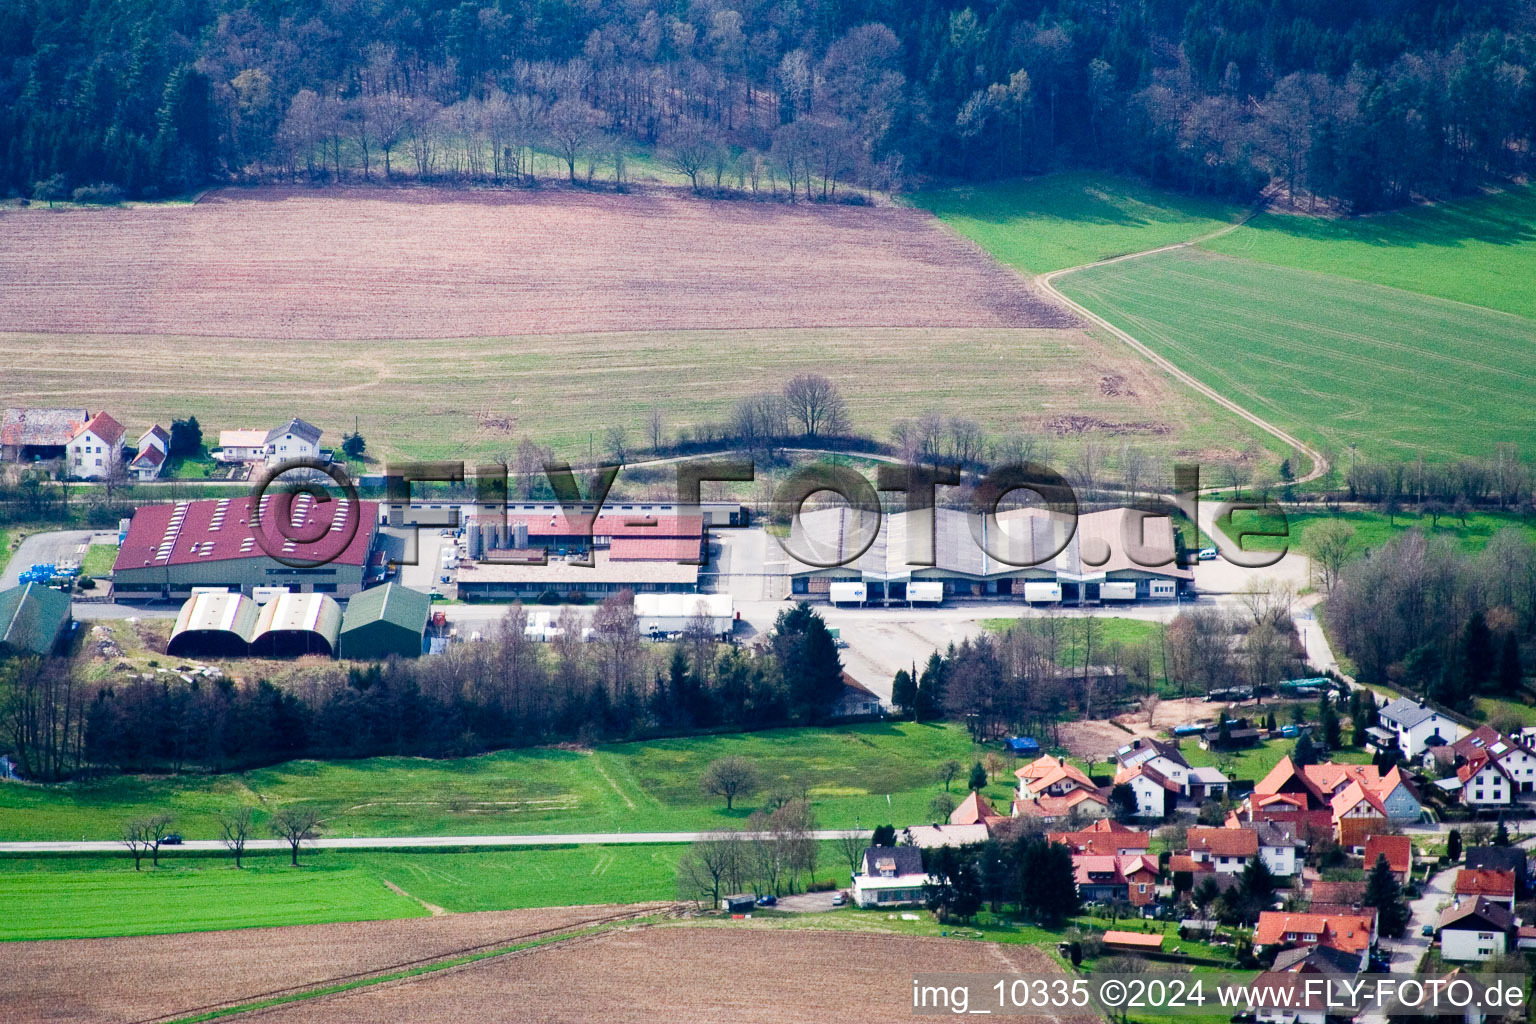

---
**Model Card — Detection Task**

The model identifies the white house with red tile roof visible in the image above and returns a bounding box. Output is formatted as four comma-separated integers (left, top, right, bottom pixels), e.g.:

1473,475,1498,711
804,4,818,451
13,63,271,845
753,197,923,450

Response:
1363,834,1414,883
1113,762,1181,818
67,411,125,480
129,425,170,481
950,791,1007,829
1454,869,1516,908
1254,909,1377,969
1185,826,1258,874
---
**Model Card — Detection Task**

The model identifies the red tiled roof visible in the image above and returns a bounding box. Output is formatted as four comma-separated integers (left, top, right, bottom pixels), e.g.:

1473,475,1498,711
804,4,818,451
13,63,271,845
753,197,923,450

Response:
1363,834,1413,874
1013,789,1108,817
1102,930,1163,949
114,496,377,572
1255,911,1375,953
1455,869,1515,899
1049,826,1151,854
951,791,1006,827
1187,826,1258,857
1115,762,1182,792
1168,854,1209,874
74,411,125,445
129,446,166,468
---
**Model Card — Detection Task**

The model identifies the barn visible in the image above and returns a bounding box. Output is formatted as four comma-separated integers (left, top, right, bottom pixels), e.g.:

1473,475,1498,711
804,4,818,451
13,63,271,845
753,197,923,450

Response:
250,592,342,657
166,591,260,658
339,584,430,659
0,583,72,657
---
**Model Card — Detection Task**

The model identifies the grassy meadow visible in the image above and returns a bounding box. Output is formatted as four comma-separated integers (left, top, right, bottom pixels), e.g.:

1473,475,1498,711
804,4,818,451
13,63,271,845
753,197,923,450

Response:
1220,507,1536,554
1055,249,1536,462
1204,185,1536,319
911,172,1244,274
0,721,1021,842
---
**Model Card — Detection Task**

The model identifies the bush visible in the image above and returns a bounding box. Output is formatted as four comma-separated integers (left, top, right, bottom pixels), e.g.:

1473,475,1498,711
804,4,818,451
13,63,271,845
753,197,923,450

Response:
77,576,95,590
536,590,561,605
71,182,126,204
807,878,838,892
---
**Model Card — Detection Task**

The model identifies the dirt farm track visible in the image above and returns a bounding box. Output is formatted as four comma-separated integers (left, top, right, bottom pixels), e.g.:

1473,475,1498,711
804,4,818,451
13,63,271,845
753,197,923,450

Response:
0,187,1074,340
0,910,1088,1024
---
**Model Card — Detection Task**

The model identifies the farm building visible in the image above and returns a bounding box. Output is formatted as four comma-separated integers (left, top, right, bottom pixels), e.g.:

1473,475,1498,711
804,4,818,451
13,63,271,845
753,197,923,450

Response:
633,593,734,637
112,495,380,600
166,591,260,658
1,407,89,463
786,505,1192,603
250,592,342,656
0,583,72,657
339,584,429,659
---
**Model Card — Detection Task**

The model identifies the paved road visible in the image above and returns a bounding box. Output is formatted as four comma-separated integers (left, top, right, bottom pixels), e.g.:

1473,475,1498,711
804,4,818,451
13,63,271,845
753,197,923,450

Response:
0,829,868,854
1378,861,1453,973
1,528,99,589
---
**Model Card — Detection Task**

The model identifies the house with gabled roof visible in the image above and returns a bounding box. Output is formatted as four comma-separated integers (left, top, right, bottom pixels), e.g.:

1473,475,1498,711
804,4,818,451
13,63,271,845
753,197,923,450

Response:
1185,826,1258,874
1012,788,1110,823
264,417,325,466
1,407,88,462
950,790,1007,830
1438,897,1515,961
1254,909,1377,969
1048,820,1150,856
1016,756,1098,800
1114,736,1191,792
1454,869,1516,908
129,425,170,481
67,411,126,480
1114,762,1181,818
851,846,930,908
1377,697,1466,757
1432,725,1536,805
1363,834,1413,884
1073,853,1160,906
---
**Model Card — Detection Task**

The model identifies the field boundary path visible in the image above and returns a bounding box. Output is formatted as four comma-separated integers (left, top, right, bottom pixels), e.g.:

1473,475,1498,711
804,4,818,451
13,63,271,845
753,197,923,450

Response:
1035,217,1331,486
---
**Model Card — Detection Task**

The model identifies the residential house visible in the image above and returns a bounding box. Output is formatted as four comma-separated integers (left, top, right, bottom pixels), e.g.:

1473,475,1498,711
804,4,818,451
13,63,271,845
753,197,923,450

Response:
1432,726,1536,805
1,407,88,462
829,675,883,719
67,411,125,480
1011,789,1110,824
1253,910,1378,970
1114,737,1191,792
851,846,930,908
1016,756,1099,800
129,425,170,481
1048,820,1151,857
902,823,990,849
1376,697,1467,758
264,417,324,466
1307,880,1366,916
1073,854,1160,906
1454,869,1516,909
1363,834,1414,885
1437,898,1515,961
1270,943,1366,975
1250,971,1332,1024
1254,822,1304,878
1456,726,1536,793
1462,847,1529,898
1187,766,1232,803
1249,757,1422,846
213,429,271,464
949,791,1007,831
1186,826,1259,874
1114,762,1181,818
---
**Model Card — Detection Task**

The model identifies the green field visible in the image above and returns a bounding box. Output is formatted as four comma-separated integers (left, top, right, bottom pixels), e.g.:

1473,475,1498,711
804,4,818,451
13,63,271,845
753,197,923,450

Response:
1205,186,1536,320
78,543,116,577
1180,733,1371,784
0,842,857,940
911,172,1244,274
1055,249,1536,462
1220,507,1536,554
0,722,1020,841
983,616,1162,667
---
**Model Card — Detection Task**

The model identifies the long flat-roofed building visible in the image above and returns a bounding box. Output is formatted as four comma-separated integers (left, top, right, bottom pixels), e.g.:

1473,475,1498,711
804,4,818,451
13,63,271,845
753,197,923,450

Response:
787,505,1192,604
112,495,379,600
455,550,698,602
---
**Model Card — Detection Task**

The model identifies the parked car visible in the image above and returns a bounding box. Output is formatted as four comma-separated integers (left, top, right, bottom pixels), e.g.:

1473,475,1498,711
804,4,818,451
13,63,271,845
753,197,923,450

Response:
1421,923,1435,937
755,895,777,907
162,834,183,845
831,893,847,906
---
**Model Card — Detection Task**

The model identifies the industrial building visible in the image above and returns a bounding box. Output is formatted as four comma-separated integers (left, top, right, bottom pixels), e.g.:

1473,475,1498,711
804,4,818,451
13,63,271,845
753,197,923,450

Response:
0,583,72,657
250,593,342,656
455,552,699,602
633,593,735,637
787,505,1192,604
339,583,430,659
167,591,260,657
112,495,380,600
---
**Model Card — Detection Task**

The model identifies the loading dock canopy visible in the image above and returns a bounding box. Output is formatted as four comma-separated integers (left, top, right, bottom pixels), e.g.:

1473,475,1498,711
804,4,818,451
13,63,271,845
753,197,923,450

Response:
1023,582,1062,603
907,582,944,604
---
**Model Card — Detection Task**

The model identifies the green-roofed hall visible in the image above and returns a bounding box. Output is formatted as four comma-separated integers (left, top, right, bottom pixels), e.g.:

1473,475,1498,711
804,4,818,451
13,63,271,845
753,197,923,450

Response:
0,583,72,658
339,583,429,659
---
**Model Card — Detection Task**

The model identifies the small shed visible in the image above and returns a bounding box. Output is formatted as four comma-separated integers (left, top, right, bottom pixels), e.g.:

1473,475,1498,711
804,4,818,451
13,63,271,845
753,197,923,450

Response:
1102,930,1164,953
339,584,429,660
0,583,72,658
1005,737,1041,757
720,894,756,913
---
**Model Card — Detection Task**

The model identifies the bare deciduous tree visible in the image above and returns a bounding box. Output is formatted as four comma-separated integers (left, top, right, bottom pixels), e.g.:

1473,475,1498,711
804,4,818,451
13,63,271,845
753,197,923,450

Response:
218,805,256,868
700,755,760,809
782,374,848,440
270,805,323,866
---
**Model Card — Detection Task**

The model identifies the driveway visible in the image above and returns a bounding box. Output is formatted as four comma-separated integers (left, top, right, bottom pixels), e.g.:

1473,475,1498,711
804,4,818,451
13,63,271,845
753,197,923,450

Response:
772,890,847,913
1,529,98,589
1377,862,1453,972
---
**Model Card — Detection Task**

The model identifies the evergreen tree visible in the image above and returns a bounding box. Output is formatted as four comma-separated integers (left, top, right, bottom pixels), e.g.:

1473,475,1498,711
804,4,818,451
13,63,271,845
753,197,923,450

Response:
871,824,897,847
1363,854,1410,938
968,761,987,791
1265,710,1277,732
770,603,844,723
1495,819,1509,847
1019,840,1079,924
891,669,917,718
1462,611,1495,690
1293,731,1319,767
1321,702,1341,750
915,652,946,722
1447,828,1462,863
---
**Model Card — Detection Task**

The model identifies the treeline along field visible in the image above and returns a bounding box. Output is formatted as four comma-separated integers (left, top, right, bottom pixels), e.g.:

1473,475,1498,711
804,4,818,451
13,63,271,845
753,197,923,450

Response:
8,0,1536,212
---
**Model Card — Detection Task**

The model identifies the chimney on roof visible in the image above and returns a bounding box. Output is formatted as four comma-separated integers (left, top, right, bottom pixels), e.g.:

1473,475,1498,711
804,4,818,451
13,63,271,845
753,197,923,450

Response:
1059,757,1066,766
1418,698,1426,708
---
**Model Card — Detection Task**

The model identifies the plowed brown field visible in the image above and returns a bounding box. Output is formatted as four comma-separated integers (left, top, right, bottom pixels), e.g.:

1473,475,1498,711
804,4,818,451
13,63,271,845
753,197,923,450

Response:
0,188,1074,339
245,924,1090,1024
0,904,660,1024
